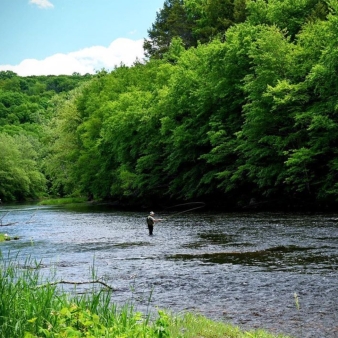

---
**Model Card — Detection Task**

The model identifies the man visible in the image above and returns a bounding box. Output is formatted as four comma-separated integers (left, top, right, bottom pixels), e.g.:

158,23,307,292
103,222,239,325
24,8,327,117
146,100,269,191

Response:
146,211,163,235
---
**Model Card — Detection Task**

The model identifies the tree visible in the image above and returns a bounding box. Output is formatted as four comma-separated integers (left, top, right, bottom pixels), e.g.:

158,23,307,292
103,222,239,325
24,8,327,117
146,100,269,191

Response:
144,0,195,59
0,133,46,202
97,61,174,201
234,25,299,200
44,89,87,197
282,1,338,203
185,0,246,43
0,71,17,80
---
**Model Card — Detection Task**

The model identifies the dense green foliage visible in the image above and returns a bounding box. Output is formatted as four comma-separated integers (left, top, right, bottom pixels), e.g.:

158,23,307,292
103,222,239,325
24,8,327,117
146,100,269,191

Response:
1,0,338,210
0,71,91,202
143,0,247,59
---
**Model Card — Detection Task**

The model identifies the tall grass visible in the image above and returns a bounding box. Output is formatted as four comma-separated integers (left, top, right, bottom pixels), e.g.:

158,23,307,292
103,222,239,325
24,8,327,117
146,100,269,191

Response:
0,254,62,337
0,253,292,338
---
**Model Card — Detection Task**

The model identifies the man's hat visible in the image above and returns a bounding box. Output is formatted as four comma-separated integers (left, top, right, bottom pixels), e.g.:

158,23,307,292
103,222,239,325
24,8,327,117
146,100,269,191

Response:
150,211,155,215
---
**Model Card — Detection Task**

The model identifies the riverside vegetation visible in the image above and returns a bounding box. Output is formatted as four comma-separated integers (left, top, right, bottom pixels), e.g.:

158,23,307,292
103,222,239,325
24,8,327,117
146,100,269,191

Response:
1,0,338,211
0,233,10,242
0,254,291,338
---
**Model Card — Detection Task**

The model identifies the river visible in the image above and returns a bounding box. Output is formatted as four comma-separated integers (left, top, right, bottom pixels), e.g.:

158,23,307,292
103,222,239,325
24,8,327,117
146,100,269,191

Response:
0,203,337,338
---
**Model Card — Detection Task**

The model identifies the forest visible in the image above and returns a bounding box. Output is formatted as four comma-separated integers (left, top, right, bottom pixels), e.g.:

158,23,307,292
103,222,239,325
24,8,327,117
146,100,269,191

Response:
1,0,338,211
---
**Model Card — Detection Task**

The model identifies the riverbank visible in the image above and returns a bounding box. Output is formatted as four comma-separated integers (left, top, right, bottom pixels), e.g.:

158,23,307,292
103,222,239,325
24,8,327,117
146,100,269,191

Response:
0,193,336,214
0,255,291,338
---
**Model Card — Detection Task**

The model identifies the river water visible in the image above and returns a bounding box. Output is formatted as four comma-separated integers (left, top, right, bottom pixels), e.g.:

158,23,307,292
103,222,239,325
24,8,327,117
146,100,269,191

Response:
0,204,337,338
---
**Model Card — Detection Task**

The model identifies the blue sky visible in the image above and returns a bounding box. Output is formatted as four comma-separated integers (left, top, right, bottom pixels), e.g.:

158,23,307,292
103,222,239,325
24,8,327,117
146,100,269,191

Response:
0,0,164,75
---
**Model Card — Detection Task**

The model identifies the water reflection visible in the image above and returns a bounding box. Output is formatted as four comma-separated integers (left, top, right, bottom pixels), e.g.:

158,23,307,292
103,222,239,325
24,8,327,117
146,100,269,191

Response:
0,204,338,338
169,246,337,272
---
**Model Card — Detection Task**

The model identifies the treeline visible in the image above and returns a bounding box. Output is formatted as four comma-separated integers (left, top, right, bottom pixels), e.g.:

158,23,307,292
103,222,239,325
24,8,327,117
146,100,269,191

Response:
0,71,92,201
1,0,338,210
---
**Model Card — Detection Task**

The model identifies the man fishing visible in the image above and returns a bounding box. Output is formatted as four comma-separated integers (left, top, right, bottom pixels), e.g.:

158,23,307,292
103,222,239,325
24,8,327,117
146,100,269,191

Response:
146,211,163,236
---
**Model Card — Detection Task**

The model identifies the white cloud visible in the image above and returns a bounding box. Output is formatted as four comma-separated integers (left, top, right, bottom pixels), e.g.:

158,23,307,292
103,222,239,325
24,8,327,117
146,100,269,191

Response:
0,38,146,76
29,0,54,9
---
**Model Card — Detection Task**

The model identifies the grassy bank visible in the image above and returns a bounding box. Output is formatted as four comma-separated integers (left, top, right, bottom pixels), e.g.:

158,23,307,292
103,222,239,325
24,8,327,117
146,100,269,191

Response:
0,254,292,338
38,197,87,205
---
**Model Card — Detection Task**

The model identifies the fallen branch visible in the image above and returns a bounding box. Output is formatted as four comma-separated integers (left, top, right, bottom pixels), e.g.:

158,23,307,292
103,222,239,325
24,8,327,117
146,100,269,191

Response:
37,279,117,291
0,222,18,227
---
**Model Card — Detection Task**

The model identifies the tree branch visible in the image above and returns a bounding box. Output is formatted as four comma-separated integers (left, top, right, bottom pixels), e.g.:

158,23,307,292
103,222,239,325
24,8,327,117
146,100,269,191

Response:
37,279,117,291
0,222,18,226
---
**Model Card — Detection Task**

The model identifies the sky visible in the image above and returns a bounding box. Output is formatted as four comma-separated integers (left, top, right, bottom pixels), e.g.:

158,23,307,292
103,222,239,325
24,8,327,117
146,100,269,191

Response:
0,0,164,76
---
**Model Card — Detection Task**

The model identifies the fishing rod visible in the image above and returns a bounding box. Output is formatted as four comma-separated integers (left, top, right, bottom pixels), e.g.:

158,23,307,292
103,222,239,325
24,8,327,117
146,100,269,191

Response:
161,202,206,220
0,211,10,226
